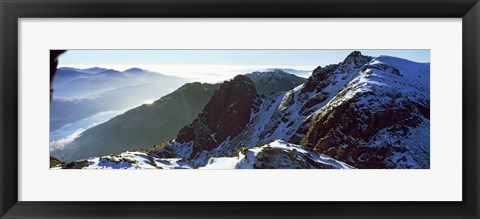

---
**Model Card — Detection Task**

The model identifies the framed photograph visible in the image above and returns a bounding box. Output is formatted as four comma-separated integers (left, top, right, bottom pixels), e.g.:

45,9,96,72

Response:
1,0,479,218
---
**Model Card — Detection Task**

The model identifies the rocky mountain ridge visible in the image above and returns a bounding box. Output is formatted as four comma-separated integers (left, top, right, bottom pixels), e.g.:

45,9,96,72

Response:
53,51,430,169
151,51,430,169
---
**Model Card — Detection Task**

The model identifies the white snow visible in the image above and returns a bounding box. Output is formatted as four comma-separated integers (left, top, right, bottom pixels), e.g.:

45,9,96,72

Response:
200,157,239,169
65,151,193,169
200,140,354,169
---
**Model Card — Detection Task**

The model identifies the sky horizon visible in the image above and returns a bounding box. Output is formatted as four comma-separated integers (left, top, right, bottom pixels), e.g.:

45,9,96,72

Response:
57,49,430,83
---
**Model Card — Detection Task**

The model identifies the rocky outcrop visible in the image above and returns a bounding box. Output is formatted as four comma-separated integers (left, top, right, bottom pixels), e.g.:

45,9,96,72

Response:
301,94,429,168
342,50,373,67
301,51,372,94
301,64,339,93
176,75,258,157
50,156,63,168
245,69,306,95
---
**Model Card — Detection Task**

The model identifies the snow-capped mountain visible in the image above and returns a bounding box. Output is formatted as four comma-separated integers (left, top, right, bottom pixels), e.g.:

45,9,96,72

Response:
53,51,430,169
151,51,430,169
301,55,430,168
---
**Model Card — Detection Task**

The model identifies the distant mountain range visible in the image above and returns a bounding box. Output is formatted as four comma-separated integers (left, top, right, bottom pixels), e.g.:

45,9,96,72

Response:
50,67,189,132
52,52,430,169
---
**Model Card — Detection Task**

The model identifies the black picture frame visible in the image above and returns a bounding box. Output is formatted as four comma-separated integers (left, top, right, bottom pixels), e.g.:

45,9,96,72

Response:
1,0,479,218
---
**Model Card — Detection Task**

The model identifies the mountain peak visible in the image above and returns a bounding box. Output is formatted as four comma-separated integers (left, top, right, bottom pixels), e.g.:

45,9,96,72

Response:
83,67,109,73
245,70,307,95
124,67,144,73
98,69,121,74
346,50,362,58
342,51,372,67
232,74,253,83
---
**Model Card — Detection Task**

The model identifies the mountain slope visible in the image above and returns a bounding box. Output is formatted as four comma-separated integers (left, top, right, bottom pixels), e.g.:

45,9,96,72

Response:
52,70,305,162
300,55,430,168
51,67,189,131
52,82,221,162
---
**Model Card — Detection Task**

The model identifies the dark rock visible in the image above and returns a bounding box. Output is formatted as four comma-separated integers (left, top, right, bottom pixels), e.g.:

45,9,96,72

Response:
50,156,63,168
301,64,338,93
300,91,329,112
245,70,306,95
367,63,402,76
61,160,89,169
252,146,337,169
342,51,373,67
301,92,428,168
176,75,258,157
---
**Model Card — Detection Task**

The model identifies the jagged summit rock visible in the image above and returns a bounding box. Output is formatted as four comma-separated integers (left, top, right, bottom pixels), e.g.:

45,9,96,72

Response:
176,75,258,157
233,74,252,81
342,51,373,67
301,52,372,95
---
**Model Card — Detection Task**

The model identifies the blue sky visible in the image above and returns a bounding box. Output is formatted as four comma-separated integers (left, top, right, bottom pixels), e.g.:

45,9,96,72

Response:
59,50,430,66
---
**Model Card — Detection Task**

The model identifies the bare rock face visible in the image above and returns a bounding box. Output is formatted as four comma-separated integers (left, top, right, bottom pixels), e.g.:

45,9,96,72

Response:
176,75,258,157
253,146,337,169
301,96,427,168
301,64,339,93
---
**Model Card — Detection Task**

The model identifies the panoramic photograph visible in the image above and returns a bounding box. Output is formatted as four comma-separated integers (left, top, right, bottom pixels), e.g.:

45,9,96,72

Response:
49,49,430,169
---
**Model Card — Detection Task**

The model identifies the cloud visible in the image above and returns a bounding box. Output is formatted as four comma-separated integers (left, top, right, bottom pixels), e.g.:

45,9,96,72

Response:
50,128,85,151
